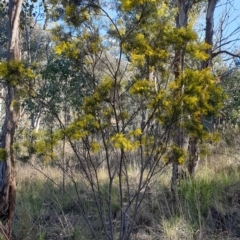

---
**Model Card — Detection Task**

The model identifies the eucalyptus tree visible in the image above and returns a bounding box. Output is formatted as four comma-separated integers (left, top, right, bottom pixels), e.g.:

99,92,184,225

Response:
0,1,24,238
0,0,42,238
187,0,240,175
0,3,8,60
187,0,219,176
170,0,194,190
157,0,240,180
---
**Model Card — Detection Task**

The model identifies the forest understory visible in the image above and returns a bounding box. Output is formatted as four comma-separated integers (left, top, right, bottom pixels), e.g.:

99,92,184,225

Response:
1,0,240,239
13,142,240,240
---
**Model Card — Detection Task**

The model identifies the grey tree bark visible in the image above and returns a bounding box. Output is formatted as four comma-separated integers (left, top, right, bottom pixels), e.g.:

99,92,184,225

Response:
187,0,218,176
0,0,23,239
171,0,193,191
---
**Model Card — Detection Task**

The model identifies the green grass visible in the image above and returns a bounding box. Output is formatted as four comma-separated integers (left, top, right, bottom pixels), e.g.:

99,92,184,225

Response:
12,154,240,240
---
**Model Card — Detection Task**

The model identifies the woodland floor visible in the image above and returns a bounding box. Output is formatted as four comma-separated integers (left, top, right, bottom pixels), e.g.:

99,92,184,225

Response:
12,150,240,240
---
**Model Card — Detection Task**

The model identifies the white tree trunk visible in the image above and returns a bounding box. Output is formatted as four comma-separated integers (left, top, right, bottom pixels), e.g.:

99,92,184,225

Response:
0,0,23,239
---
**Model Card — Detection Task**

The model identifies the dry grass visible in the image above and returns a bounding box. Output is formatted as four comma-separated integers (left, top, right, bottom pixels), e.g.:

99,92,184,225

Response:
12,148,240,240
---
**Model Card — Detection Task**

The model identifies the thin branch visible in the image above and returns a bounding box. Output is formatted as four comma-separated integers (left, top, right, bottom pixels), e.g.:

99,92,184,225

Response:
212,50,240,59
213,38,240,52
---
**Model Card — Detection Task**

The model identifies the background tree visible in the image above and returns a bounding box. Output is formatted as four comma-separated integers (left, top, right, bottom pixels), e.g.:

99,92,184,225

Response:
187,0,219,176
187,0,240,175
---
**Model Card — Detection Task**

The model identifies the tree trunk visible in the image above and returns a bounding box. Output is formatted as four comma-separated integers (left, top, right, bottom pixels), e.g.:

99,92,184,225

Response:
171,0,192,192
187,0,217,176
0,0,23,239
202,0,218,69
188,136,200,175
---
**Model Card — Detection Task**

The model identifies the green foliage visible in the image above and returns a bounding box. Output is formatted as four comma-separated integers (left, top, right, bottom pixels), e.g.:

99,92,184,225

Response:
18,1,228,239
64,114,99,140
64,4,90,26
116,0,223,143
32,129,60,162
51,27,101,62
0,148,7,161
37,0,224,177
169,144,187,165
31,0,224,173
0,60,34,86
120,0,161,12
111,133,139,151
11,99,20,112
83,76,114,115
55,40,81,58
130,79,155,95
